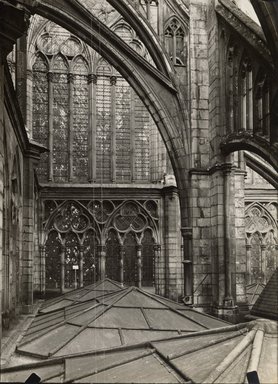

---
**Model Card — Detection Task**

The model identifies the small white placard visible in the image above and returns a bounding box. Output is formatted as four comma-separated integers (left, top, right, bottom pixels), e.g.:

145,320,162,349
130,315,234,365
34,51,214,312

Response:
72,265,79,270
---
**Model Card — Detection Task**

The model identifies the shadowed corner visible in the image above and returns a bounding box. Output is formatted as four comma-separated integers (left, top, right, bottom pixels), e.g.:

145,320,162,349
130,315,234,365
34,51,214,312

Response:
24,373,41,384
247,371,260,384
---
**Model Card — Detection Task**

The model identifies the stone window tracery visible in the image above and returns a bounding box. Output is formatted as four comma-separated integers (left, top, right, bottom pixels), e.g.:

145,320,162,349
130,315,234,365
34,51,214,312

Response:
245,204,278,284
43,199,159,291
32,20,166,185
139,0,158,32
44,202,100,292
164,18,187,65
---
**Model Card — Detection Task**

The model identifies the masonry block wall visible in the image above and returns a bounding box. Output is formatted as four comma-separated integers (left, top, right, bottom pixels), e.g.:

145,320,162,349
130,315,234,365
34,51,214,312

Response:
1,86,25,326
186,0,252,314
234,168,247,304
191,172,213,307
3,111,25,315
189,0,214,309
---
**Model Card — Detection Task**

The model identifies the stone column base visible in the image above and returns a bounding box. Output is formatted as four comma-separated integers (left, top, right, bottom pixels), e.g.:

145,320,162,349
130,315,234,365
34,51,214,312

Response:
213,304,239,323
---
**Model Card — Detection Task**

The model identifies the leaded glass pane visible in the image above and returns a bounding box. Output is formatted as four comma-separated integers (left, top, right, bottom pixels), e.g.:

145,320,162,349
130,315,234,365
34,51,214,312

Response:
65,233,80,289
134,93,150,181
53,69,69,182
32,55,49,181
116,77,131,182
96,64,112,182
124,233,137,285
83,229,98,286
45,231,61,290
250,233,262,283
73,69,89,182
142,229,155,287
106,230,120,281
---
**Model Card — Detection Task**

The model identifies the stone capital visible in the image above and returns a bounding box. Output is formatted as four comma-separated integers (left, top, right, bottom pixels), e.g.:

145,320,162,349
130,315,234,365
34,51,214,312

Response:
97,244,106,253
110,75,117,86
154,244,161,252
26,68,33,80
67,72,75,84
47,71,54,82
181,226,193,239
79,245,85,252
88,73,97,84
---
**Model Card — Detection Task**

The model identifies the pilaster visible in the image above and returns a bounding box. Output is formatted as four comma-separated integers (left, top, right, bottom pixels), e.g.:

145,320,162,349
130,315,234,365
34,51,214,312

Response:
162,185,182,300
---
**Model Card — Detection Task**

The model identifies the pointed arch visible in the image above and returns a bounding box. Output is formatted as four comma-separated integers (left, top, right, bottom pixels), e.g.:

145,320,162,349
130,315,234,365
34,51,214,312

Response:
31,51,49,71
51,53,69,72
71,54,89,74
104,200,158,241
24,0,191,193
141,228,156,287
164,16,188,65
245,201,278,233
44,200,100,236
112,21,135,43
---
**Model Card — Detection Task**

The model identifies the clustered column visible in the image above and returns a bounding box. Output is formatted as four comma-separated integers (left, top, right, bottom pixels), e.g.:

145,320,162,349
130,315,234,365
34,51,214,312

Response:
223,164,235,307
